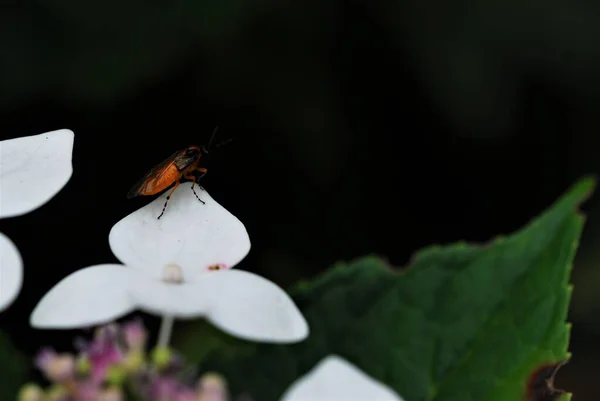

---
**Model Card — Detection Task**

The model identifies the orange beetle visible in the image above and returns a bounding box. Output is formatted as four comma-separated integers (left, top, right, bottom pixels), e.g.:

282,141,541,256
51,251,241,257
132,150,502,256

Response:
127,127,229,219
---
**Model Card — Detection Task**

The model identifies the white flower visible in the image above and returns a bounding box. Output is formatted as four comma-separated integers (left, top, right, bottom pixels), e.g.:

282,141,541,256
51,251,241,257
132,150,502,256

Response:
0,130,74,312
280,355,405,401
30,188,309,343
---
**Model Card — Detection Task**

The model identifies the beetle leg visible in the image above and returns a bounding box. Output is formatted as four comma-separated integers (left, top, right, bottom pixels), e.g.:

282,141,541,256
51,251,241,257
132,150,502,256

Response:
184,172,206,205
194,167,207,185
158,181,181,219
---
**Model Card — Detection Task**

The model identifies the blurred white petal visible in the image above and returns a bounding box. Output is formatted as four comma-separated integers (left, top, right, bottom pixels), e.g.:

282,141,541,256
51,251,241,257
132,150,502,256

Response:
30,264,134,328
0,232,23,312
0,129,74,218
109,188,250,277
199,270,309,343
281,355,404,401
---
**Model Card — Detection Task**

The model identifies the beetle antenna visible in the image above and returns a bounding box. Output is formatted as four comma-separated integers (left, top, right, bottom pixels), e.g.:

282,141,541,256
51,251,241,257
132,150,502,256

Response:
206,126,219,150
214,138,233,148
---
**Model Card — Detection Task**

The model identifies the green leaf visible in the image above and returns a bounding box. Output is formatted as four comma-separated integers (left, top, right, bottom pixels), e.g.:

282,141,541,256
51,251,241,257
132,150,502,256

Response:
176,176,594,401
0,330,30,399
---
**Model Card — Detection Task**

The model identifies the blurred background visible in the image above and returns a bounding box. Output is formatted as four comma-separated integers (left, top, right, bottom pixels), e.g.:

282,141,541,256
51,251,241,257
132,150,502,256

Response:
1,1,600,399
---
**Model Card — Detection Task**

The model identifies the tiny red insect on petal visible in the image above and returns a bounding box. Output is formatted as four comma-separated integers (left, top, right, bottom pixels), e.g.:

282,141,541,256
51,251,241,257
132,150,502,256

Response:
127,127,231,219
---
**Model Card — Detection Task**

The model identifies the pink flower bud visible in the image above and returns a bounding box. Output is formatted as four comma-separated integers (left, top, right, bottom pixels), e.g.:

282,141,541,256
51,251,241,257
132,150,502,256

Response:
122,318,147,350
35,348,75,383
72,381,100,401
77,324,124,383
197,373,229,401
152,377,180,401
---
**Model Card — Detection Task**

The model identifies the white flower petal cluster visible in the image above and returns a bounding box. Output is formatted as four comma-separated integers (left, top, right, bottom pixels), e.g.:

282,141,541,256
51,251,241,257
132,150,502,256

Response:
0,130,74,312
31,188,308,343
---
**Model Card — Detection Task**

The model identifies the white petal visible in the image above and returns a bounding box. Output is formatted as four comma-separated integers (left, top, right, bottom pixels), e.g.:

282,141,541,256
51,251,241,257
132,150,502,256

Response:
109,187,250,277
109,186,250,277
280,355,404,401
30,264,134,328
0,129,74,218
128,275,211,318
0,232,23,312
198,270,309,343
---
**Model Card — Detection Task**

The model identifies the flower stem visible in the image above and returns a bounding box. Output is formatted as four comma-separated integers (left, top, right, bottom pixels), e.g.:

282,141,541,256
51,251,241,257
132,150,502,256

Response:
157,315,175,348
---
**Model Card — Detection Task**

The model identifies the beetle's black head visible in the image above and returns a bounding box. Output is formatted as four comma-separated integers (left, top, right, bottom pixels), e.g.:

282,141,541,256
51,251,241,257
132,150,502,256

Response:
174,146,202,171
184,146,201,158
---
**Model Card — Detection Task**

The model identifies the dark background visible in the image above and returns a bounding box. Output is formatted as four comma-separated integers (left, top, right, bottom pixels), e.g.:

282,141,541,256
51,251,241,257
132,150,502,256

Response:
1,1,600,399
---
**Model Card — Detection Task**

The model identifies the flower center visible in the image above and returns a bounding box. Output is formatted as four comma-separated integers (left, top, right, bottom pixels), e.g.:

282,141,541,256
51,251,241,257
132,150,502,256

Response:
162,263,184,284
